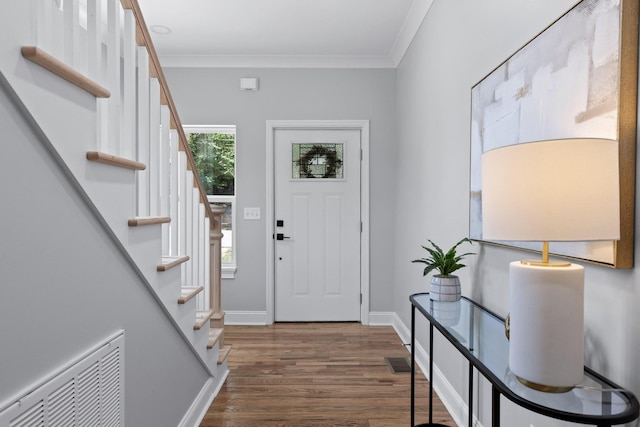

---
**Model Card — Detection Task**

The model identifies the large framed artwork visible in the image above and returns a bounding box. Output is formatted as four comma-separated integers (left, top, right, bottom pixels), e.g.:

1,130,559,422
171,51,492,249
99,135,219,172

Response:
469,0,638,268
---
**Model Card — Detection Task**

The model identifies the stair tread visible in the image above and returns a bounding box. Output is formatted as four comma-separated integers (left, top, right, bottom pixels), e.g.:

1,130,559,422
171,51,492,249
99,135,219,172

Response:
178,286,203,304
21,46,110,98
128,216,171,226
211,311,225,321
207,328,224,349
86,151,146,170
217,345,231,365
194,309,215,330
157,255,189,272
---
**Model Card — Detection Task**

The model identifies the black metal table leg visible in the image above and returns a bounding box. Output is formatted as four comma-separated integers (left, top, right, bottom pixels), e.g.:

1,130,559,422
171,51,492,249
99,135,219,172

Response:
429,322,434,425
492,384,500,427
411,302,450,427
469,362,473,427
411,305,416,427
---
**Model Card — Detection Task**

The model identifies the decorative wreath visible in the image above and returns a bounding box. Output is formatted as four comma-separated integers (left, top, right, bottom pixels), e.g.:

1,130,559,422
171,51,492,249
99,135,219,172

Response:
297,144,343,178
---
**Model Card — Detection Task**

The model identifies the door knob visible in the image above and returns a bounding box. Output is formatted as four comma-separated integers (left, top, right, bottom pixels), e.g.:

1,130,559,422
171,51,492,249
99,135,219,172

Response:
276,233,291,240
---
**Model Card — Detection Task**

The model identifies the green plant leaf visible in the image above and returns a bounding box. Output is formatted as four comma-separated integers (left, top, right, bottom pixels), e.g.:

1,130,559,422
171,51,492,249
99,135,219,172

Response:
412,237,475,277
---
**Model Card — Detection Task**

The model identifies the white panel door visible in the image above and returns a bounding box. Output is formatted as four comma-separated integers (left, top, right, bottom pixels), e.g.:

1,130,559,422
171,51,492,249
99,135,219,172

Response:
274,128,361,321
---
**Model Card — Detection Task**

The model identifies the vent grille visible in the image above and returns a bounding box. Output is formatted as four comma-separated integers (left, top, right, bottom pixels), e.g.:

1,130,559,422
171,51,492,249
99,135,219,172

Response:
385,357,412,374
8,401,44,427
48,380,74,427
0,332,124,427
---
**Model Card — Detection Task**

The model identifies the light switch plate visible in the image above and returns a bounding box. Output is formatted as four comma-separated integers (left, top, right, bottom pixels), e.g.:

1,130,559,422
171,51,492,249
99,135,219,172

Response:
244,207,261,220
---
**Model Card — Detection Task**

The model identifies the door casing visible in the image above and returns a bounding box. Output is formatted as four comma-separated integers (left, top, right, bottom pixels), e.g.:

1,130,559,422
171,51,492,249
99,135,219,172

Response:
266,120,370,325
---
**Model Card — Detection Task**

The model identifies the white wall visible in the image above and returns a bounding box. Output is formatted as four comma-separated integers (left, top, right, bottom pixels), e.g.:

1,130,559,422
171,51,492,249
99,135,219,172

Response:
394,0,640,426
164,67,397,315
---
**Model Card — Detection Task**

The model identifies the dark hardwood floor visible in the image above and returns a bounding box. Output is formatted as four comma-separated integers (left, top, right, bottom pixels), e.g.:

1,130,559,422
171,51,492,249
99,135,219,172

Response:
200,322,455,427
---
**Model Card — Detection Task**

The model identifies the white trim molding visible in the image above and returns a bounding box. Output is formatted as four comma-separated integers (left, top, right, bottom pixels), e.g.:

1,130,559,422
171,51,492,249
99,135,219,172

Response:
155,2,434,69
367,312,397,326
389,0,435,66
158,55,397,69
224,311,270,325
179,372,229,427
265,120,370,325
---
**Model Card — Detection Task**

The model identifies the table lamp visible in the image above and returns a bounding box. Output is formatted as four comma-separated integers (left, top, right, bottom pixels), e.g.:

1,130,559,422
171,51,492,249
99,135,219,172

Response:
481,138,620,392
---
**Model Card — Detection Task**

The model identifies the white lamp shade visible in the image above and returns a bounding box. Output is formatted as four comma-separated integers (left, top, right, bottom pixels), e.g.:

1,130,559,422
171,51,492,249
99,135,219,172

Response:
481,138,620,242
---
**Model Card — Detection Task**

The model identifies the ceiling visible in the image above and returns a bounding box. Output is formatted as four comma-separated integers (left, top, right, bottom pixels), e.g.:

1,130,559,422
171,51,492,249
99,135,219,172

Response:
137,0,433,68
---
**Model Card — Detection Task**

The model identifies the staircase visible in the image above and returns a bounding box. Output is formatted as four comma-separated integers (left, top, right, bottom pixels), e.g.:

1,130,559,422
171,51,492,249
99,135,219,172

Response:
0,0,229,421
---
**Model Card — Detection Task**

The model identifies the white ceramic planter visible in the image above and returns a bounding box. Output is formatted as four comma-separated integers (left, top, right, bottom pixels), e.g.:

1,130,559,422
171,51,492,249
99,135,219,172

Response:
431,300,462,326
430,275,461,302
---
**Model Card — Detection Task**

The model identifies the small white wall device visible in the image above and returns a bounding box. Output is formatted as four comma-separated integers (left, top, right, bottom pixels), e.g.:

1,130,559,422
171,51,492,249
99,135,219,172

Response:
240,77,259,91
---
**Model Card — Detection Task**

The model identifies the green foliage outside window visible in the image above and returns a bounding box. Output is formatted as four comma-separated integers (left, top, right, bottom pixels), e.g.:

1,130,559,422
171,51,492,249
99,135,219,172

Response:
188,132,235,195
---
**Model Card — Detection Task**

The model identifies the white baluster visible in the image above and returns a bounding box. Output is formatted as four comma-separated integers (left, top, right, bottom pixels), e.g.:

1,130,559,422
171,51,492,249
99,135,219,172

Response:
106,0,120,154
122,9,136,159
193,192,202,310
204,215,211,311
178,151,188,284
192,187,201,284
160,105,171,255
86,0,102,84
199,203,207,310
136,46,150,216
86,0,107,152
36,0,54,54
63,0,79,66
148,78,161,216
51,0,64,59
169,130,180,256
185,170,194,286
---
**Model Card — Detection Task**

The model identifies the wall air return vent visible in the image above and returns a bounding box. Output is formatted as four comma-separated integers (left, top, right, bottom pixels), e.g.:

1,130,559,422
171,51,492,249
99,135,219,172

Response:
0,331,124,427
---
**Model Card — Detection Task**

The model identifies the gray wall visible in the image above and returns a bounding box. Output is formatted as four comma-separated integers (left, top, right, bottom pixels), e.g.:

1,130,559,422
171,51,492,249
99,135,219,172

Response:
394,0,640,426
0,3,215,425
164,68,397,314
0,78,208,427
165,1,640,424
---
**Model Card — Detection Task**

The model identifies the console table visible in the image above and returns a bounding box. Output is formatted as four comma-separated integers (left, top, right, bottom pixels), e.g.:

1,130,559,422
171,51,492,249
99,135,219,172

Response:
410,293,639,427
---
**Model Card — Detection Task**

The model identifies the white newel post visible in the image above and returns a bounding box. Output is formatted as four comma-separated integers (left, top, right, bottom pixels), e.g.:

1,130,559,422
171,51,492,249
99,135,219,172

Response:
209,204,225,332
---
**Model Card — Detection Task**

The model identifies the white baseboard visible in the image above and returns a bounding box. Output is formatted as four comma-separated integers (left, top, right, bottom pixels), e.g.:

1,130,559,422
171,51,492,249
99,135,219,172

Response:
225,311,396,326
224,310,269,325
367,311,396,325
392,312,477,427
179,369,229,427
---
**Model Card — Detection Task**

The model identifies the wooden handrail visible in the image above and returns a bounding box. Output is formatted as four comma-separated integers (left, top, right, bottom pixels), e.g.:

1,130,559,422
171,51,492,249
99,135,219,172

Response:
120,0,213,220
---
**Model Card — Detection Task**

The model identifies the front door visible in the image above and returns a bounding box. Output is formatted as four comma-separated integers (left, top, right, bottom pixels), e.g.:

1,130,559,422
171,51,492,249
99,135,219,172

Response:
274,128,361,321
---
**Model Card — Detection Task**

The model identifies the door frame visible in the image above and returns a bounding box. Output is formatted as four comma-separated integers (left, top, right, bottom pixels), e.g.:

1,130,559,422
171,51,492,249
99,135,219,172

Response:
266,120,370,325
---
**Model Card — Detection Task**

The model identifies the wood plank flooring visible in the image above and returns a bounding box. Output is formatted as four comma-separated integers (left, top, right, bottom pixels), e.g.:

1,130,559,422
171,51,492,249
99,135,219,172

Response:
200,323,455,427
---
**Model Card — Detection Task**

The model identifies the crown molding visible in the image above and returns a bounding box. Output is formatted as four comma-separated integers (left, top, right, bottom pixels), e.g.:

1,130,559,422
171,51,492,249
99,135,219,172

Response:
156,1,432,69
389,0,434,67
157,54,397,69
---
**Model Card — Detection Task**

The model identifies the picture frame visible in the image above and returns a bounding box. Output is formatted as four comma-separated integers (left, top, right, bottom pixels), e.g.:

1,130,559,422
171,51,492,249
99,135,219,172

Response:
469,0,638,268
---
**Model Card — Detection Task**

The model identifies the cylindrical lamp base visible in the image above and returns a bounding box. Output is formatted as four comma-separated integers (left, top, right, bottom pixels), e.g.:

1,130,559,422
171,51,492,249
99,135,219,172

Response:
509,261,584,391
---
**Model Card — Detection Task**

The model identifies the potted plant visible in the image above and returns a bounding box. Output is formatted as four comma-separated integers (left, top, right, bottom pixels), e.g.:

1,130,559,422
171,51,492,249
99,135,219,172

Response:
412,237,475,301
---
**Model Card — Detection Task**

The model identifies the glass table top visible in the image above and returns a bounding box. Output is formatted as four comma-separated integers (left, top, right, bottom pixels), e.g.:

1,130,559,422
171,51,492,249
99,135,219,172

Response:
411,293,639,424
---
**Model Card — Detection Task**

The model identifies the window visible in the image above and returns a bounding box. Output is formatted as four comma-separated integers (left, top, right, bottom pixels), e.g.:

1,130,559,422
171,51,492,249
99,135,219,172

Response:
184,125,236,278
